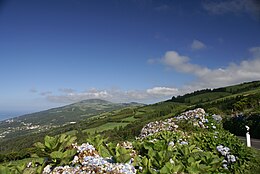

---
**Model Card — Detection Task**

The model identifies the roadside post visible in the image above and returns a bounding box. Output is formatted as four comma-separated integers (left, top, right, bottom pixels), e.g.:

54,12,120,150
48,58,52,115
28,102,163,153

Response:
245,125,251,147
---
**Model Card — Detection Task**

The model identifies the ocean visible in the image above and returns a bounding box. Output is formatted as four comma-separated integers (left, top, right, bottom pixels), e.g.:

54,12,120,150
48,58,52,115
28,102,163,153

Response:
0,112,24,121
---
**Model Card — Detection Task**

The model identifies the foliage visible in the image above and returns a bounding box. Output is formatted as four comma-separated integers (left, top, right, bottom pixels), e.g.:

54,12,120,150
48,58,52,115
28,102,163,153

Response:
86,135,132,163
33,134,77,166
0,110,260,173
0,134,77,173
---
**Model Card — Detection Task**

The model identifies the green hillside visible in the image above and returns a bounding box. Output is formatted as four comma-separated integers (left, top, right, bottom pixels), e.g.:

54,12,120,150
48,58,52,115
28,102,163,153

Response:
0,81,260,173
0,99,144,144
9,99,144,125
171,81,260,114
0,101,187,154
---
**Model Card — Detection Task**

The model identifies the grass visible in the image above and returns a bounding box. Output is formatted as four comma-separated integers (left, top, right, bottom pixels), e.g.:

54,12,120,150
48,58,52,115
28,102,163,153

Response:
135,110,147,115
121,116,136,122
83,122,129,134
186,92,231,104
65,130,78,135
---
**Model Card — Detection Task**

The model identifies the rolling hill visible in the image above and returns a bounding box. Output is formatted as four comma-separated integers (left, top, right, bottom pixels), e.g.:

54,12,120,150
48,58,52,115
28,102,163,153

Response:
170,80,260,114
0,81,260,163
0,99,144,142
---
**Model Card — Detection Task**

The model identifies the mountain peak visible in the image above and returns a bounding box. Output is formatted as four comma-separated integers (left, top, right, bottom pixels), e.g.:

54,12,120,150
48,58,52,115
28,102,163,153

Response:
77,99,112,104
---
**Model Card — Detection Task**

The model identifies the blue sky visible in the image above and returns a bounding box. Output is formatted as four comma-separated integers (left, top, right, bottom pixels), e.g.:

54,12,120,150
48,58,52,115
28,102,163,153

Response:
0,0,260,115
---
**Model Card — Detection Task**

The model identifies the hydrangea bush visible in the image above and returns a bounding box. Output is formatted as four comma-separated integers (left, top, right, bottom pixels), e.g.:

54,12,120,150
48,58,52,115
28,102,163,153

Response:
0,108,258,174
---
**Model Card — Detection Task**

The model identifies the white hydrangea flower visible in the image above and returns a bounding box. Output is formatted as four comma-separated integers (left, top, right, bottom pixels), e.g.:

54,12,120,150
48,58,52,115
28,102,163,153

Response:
42,165,52,174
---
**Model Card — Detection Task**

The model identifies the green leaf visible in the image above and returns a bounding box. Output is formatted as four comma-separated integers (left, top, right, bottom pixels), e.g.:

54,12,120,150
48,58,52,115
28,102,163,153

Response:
15,163,26,173
148,149,156,158
30,153,40,158
98,145,111,158
160,163,172,173
63,149,77,159
59,134,67,143
154,141,165,151
59,135,77,151
44,136,58,150
172,164,183,173
34,142,45,150
143,142,154,150
50,151,63,159
210,157,221,165
115,146,131,163
187,165,200,174
188,157,195,164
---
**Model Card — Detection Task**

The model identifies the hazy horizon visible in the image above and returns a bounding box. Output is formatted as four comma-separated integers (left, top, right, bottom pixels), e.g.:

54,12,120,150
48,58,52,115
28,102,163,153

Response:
0,111,27,121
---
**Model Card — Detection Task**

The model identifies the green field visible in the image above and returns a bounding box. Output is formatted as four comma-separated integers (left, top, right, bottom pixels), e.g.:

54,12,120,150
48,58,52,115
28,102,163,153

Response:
83,122,129,134
121,116,136,122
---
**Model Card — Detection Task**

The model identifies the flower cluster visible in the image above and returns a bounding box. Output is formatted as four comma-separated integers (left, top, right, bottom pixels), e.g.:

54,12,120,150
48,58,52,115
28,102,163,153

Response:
43,142,136,174
138,108,212,140
139,118,178,139
176,108,209,128
216,145,237,169
176,108,206,120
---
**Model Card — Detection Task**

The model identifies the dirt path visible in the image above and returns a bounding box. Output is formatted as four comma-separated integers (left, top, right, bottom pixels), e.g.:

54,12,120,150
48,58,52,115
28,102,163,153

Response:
238,136,260,150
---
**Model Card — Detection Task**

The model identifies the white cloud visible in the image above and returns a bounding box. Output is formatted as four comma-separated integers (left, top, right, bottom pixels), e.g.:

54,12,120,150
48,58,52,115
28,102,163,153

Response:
160,46,260,91
191,40,206,50
147,87,178,96
41,86,179,104
196,56,260,88
46,89,111,103
162,51,210,76
202,0,260,19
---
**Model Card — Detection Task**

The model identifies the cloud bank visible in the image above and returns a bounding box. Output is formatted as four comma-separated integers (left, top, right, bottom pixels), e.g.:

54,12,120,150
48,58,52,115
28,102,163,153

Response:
38,46,260,104
147,87,178,96
161,46,260,90
42,87,179,104
162,51,210,76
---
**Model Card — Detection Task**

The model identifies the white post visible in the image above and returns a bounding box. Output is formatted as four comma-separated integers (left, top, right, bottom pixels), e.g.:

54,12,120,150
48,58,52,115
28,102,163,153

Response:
245,125,251,147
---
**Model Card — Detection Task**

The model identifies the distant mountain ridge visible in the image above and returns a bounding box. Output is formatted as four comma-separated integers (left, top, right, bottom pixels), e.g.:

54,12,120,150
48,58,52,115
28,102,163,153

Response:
5,99,144,124
72,99,112,104
0,99,145,140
